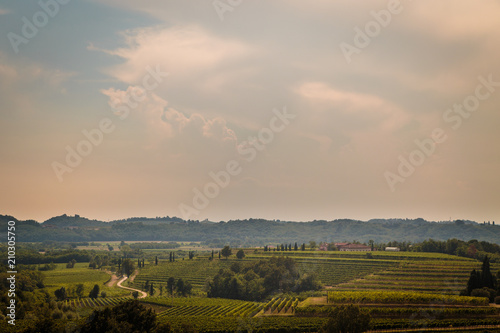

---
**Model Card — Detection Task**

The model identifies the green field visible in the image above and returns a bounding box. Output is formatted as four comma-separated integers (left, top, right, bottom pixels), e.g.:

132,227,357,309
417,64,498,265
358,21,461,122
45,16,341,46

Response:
42,262,130,298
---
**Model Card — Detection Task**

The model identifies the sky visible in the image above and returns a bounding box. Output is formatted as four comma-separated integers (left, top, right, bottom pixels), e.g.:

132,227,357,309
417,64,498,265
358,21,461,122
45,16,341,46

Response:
1,0,500,223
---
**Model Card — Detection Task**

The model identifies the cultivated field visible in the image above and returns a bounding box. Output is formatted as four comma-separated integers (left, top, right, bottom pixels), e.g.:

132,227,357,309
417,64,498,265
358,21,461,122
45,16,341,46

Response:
42,262,132,298
36,249,500,332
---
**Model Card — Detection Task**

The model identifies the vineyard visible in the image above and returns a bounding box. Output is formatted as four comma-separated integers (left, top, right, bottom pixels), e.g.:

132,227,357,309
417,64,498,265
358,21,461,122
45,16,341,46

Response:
295,305,499,318
144,297,265,318
132,254,397,292
333,260,500,295
63,296,132,309
157,315,326,333
131,259,233,292
260,297,300,315
34,249,500,332
327,290,489,306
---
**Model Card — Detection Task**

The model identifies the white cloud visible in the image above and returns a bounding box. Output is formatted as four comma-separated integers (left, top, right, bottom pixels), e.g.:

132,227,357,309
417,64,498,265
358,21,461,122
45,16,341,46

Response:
97,25,255,85
100,85,237,147
296,81,412,132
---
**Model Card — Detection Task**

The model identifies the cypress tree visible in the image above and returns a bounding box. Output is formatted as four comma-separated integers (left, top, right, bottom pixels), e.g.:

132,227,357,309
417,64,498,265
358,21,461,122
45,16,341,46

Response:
466,269,481,295
481,256,495,289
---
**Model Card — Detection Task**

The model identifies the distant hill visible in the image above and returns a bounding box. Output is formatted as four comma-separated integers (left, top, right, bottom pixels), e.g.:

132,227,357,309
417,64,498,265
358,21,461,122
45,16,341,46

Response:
0,215,498,245
42,214,106,228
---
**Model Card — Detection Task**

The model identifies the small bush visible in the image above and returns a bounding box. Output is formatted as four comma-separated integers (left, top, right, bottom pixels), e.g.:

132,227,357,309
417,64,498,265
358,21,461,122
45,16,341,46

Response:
51,310,64,320
471,288,490,300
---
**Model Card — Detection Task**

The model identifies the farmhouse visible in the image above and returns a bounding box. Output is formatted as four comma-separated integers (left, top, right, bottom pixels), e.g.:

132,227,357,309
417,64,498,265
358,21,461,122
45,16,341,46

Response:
385,247,400,251
337,243,371,251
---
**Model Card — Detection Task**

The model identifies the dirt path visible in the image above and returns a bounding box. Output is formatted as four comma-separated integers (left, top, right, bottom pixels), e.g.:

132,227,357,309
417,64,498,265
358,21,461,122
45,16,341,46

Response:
128,270,139,282
105,273,119,287
117,275,148,299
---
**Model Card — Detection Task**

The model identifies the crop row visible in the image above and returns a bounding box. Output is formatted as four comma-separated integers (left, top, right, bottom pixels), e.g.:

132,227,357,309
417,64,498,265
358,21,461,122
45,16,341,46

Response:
158,314,500,332
294,259,393,286
144,296,265,317
157,315,326,333
295,306,498,318
132,259,233,290
327,290,488,306
370,317,500,330
334,282,464,293
64,296,131,309
335,259,481,295
264,297,299,314
156,301,263,318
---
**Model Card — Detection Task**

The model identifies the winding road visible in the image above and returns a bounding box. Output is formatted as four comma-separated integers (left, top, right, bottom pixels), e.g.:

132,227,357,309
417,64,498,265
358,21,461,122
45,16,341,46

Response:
116,275,148,299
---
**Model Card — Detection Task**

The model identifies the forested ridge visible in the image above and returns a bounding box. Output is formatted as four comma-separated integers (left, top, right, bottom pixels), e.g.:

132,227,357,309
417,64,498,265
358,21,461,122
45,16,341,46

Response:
1,214,499,244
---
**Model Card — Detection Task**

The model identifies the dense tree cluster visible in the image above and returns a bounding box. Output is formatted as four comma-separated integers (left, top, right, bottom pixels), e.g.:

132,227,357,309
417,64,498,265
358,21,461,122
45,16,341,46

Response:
320,304,371,333
207,256,321,301
462,256,499,302
121,258,135,277
2,247,94,265
412,239,500,262
221,246,232,259
0,266,45,321
80,300,157,333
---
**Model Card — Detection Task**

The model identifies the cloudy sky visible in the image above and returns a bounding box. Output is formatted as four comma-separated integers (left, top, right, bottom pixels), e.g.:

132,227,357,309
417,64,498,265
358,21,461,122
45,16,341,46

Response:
1,0,500,223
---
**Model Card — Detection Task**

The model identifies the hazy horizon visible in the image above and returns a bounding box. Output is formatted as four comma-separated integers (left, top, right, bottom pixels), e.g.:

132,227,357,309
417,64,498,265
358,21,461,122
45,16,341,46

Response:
1,1,500,224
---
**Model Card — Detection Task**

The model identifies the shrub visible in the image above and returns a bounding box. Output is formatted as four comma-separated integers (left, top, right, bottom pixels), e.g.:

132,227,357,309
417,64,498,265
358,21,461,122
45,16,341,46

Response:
51,310,64,320
471,288,490,300
54,287,67,301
